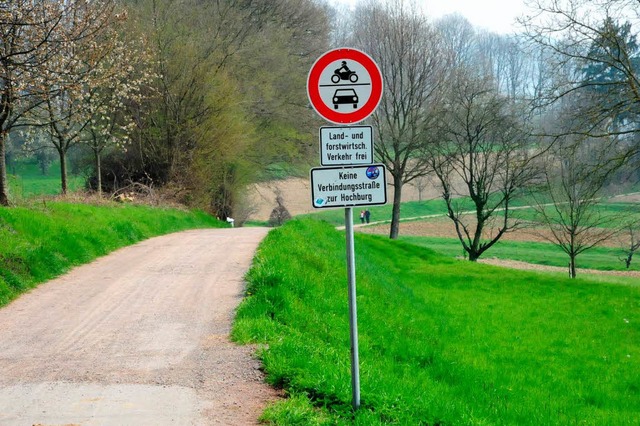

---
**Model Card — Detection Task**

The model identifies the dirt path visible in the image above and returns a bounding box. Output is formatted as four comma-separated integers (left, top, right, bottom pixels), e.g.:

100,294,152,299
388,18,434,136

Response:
479,258,640,279
0,228,278,425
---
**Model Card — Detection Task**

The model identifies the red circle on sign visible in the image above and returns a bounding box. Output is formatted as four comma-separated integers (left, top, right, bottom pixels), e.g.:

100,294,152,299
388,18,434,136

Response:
307,48,383,124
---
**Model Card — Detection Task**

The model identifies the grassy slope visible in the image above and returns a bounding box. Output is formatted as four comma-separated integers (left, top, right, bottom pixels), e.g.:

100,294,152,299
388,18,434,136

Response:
233,219,640,425
0,202,225,307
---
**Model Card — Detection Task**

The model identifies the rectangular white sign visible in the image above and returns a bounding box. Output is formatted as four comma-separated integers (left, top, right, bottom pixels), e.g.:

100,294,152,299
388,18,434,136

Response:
311,164,387,208
319,126,374,166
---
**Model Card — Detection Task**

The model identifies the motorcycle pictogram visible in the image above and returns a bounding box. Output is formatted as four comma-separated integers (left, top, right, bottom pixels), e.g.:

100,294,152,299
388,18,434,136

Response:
331,61,358,83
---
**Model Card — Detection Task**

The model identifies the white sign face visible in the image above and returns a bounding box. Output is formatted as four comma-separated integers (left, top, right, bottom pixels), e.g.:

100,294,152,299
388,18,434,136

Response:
317,59,373,111
320,126,374,166
311,165,387,208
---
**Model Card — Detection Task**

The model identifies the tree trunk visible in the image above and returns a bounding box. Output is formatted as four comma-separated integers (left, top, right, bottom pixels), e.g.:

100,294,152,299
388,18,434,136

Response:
569,255,577,278
58,149,68,195
0,132,9,206
389,173,403,240
95,149,102,197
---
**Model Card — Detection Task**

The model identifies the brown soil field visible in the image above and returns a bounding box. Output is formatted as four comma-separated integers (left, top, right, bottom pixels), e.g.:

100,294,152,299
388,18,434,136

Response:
357,217,627,248
247,178,639,277
247,175,442,221
611,192,640,203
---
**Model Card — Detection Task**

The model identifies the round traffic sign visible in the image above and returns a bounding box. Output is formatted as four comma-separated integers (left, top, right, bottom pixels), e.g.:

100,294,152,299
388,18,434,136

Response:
307,48,383,125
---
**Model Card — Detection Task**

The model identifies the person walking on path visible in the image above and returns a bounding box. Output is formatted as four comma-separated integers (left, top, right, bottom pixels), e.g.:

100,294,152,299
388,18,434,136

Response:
359,210,365,224
364,209,371,224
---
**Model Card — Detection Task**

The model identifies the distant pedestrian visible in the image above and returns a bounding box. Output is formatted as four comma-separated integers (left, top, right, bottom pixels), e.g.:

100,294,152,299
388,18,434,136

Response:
364,209,370,224
359,210,365,224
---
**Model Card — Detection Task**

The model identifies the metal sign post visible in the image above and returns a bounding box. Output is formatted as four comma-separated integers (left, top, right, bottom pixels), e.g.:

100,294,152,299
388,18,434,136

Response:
344,207,360,410
307,47,384,412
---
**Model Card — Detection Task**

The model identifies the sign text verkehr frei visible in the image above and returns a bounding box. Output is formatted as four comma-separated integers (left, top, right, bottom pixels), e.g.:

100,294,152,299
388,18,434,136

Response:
320,126,373,166
311,164,387,208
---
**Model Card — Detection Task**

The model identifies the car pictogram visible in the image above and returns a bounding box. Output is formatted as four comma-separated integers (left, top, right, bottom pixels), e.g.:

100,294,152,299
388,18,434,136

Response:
333,89,358,109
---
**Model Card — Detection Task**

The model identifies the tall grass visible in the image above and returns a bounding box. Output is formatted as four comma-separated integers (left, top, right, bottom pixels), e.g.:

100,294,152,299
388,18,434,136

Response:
233,219,640,425
0,202,224,307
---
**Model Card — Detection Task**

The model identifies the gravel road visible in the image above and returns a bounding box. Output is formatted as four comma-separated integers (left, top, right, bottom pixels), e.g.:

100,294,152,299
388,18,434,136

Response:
0,227,278,425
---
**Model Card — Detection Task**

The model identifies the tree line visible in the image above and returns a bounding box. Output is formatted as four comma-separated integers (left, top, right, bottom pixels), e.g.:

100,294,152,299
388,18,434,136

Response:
2,0,639,276
1,0,330,218
345,0,639,276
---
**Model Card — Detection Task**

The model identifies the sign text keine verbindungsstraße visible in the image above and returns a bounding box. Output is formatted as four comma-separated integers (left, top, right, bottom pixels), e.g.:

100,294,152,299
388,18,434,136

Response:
311,164,387,208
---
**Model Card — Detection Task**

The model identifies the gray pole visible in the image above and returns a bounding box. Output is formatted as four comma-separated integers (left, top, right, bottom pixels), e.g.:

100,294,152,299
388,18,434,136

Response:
344,207,361,410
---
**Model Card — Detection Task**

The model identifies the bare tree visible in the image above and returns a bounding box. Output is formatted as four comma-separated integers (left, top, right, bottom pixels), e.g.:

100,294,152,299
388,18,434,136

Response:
522,0,640,164
618,223,640,269
516,1,640,277
410,176,430,202
436,15,542,103
530,137,621,278
434,13,476,69
352,0,446,239
430,73,542,261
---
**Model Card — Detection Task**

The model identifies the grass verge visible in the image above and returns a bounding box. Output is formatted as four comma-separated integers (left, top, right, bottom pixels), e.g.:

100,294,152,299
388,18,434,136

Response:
233,219,640,425
0,201,224,307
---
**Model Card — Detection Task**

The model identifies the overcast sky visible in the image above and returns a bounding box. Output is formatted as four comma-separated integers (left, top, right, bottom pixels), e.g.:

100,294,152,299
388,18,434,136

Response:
330,0,529,34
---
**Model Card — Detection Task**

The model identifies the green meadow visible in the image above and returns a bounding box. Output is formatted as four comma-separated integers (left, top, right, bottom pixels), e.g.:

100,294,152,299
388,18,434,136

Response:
8,159,85,198
0,202,225,307
233,219,640,425
303,195,640,274
305,197,640,229
299,199,450,227
402,236,640,274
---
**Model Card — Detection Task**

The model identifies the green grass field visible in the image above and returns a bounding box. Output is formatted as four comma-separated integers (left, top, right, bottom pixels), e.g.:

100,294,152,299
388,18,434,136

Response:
8,159,85,198
300,198,451,227
302,197,640,229
233,219,640,425
401,236,640,274
0,202,225,307
301,195,640,274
